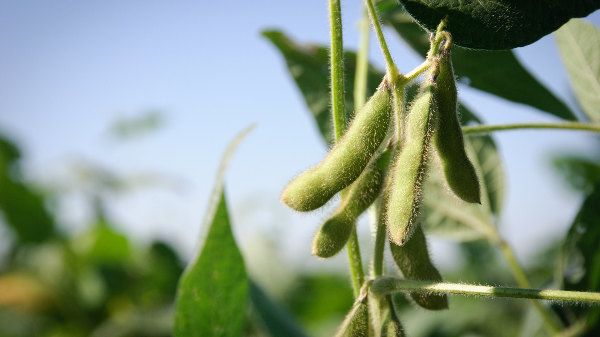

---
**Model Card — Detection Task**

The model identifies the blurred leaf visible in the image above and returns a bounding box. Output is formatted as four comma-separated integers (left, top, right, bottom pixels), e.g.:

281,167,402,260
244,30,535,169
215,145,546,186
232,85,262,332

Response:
262,30,385,146
553,155,600,193
380,8,576,121
142,242,185,301
0,133,55,243
284,274,354,329
249,280,309,337
173,126,254,337
563,184,600,292
395,0,600,50
0,133,21,167
108,110,164,141
0,179,56,244
555,19,600,122
72,225,131,265
422,104,504,241
562,183,600,333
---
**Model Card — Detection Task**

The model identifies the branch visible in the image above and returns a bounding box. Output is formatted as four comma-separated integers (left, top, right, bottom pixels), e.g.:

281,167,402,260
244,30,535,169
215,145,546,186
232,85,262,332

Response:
370,277,600,304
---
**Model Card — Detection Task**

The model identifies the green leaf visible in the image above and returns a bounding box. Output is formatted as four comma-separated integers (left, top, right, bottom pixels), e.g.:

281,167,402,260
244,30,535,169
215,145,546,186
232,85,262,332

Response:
262,30,385,145
0,133,55,243
555,19,600,122
396,0,600,50
284,274,354,328
173,125,254,337
552,155,600,193
380,9,576,121
72,224,131,265
563,183,600,293
422,105,504,241
561,183,600,332
249,280,309,337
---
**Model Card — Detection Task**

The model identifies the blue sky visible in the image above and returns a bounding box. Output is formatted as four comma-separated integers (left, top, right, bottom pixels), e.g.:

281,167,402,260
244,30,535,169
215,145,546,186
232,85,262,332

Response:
1,1,599,272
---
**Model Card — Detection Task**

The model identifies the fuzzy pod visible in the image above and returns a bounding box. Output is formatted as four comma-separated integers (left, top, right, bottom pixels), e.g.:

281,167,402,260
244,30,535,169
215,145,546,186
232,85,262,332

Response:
386,71,436,246
334,300,370,337
389,225,449,310
312,146,393,258
432,48,481,204
281,82,393,212
379,296,405,337
380,314,405,337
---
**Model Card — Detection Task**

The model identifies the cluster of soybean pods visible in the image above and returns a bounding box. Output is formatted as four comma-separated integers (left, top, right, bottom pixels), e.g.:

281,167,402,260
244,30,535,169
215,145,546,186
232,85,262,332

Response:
281,26,481,334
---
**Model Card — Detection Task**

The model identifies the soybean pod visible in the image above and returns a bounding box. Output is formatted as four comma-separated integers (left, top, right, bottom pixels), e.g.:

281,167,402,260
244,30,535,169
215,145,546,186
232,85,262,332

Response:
334,299,369,337
281,80,393,212
386,68,437,246
389,225,449,310
380,296,405,337
433,39,481,204
312,143,394,258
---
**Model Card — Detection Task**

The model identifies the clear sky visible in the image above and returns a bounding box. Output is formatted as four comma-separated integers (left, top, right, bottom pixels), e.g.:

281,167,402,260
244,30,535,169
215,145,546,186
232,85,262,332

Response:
1,1,600,274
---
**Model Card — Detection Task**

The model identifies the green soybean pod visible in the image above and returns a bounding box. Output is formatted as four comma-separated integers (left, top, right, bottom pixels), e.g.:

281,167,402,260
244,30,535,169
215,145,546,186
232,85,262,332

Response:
334,300,369,337
389,225,449,310
281,81,393,212
380,297,405,337
386,70,437,246
380,316,405,337
312,144,393,258
433,46,481,204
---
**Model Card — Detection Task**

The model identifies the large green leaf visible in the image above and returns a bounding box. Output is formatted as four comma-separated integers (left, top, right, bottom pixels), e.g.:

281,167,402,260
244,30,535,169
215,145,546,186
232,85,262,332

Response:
422,105,504,241
262,30,385,145
396,0,600,50
380,8,576,121
249,280,309,337
555,19,600,122
173,126,254,337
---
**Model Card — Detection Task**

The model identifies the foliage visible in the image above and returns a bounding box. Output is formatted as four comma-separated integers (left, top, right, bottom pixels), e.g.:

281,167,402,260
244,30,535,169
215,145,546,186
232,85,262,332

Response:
2,1,600,337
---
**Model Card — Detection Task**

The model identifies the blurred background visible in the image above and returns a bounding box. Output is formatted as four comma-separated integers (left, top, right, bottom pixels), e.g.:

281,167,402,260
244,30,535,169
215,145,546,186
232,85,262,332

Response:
1,1,600,336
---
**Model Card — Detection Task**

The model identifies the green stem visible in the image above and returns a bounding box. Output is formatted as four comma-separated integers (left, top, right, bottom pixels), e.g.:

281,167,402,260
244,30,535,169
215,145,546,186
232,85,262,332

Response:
427,19,449,58
398,59,432,86
370,277,600,304
497,238,562,334
372,198,386,278
423,192,562,332
462,122,600,135
498,239,532,288
392,85,405,141
328,0,364,299
329,0,346,141
348,226,365,298
363,0,397,82
354,6,370,111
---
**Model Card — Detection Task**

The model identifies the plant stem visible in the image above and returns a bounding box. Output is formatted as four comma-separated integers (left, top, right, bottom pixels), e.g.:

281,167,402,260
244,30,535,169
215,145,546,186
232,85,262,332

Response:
427,19,448,58
354,7,370,111
370,277,600,304
423,194,562,332
329,0,346,141
363,0,397,82
462,122,600,135
392,85,405,141
328,0,364,299
497,238,562,334
348,226,365,299
372,198,386,278
398,59,432,86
